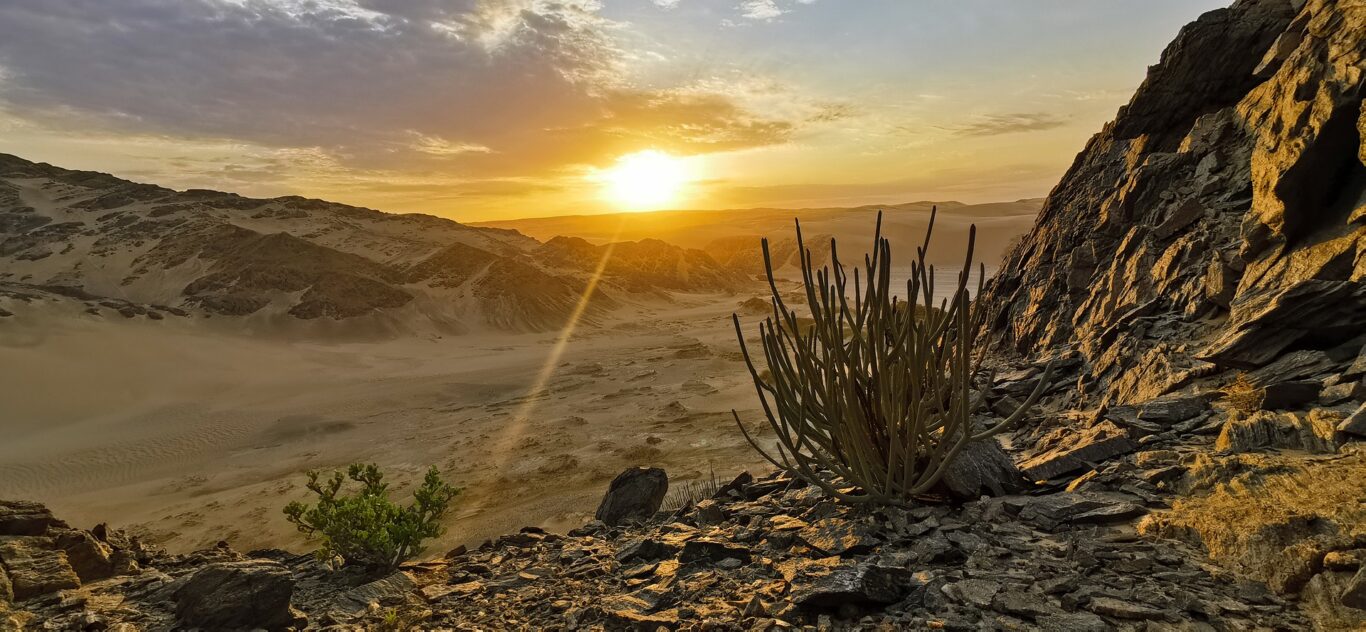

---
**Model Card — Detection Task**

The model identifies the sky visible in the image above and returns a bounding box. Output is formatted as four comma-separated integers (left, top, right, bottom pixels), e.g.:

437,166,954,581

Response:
0,0,1229,222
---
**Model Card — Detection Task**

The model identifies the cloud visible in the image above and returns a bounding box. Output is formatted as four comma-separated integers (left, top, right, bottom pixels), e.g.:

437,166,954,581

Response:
651,0,682,8
0,0,795,180
739,0,784,20
946,113,1068,137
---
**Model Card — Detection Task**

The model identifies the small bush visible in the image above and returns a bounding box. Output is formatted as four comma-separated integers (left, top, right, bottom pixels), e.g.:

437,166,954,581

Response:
284,463,460,569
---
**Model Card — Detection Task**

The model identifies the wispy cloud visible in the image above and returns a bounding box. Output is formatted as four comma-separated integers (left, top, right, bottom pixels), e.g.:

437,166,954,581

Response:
946,113,1068,137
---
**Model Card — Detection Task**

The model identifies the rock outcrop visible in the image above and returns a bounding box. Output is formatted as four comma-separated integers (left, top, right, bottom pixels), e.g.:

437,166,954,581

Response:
980,0,1364,407
975,0,1366,627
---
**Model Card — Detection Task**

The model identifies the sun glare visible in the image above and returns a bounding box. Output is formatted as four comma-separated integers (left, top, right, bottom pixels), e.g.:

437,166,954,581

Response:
601,150,690,211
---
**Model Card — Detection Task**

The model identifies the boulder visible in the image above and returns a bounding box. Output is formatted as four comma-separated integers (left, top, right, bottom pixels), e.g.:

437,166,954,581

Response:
174,560,301,631
1338,403,1366,439
940,437,1029,498
1018,421,1136,481
595,467,668,526
789,561,916,608
1344,568,1366,610
329,571,417,618
0,538,80,601
0,501,61,536
51,528,114,582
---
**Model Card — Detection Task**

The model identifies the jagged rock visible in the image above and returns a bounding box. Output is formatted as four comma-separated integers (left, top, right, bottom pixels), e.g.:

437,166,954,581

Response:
789,562,915,608
1338,403,1366,438
944,578,1000,608
678,540,750,565
50,529,114,582
1344,568,1366,610
1201,282,1366,369
0,501,60,537
0,565,11,604
1018,421,1136,481
615,538,678,562
0,538,80,601
1325,550,1365,572
799,518,880,557
940,437,1028,498
1088,596,1166,620
1018,493,1138,530
595,467,668,526
1243,350,1337,388
1321,379,1365,405
1138,394,1206,423
1216,410,1338,453
1347,347,1366,378
174,560,300,631
329,571,417,618
1038,612,1109,632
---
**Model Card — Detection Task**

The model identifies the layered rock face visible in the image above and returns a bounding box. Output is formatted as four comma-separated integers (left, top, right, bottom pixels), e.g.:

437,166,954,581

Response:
981,0,1365,406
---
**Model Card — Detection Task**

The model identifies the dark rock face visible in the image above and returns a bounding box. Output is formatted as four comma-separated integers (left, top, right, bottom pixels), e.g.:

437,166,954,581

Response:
0,500,62,536
594,467,669,526
173,560,300,631
938,438,1028,498
979,0,1365,406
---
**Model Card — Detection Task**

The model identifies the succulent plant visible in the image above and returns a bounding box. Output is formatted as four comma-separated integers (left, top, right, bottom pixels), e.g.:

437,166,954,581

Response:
732,208,1051,504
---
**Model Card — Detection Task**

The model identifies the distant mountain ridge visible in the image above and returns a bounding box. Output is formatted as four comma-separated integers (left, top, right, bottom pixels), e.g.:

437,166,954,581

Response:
0,154,740,333
474,198,1043,270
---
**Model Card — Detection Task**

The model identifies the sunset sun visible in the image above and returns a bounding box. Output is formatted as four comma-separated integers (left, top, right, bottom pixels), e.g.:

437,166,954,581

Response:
601,150,690,210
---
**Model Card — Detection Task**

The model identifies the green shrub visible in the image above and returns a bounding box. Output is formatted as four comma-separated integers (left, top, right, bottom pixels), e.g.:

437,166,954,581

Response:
284,463,460,569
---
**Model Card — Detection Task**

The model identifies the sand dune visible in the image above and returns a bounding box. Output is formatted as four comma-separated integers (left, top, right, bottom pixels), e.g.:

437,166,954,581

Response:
0,291,778,553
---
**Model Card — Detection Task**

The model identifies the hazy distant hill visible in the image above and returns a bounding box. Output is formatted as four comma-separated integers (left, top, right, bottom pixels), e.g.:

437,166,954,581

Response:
474,199,1043,272
0,154,735,333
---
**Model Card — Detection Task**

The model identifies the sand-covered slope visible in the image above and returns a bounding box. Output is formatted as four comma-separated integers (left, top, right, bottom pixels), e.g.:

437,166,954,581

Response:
0,154,744,334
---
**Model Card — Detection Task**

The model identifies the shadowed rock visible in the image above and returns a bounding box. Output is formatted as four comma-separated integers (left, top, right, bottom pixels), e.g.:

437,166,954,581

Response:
594,467,668,526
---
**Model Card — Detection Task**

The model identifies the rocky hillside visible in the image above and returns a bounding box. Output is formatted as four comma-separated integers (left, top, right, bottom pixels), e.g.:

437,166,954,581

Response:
974,0,1366,627
0,154,738,332
980,0,1364,407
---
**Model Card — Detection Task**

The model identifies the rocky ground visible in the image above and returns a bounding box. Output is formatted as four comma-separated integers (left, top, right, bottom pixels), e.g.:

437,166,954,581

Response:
3,345,1364,630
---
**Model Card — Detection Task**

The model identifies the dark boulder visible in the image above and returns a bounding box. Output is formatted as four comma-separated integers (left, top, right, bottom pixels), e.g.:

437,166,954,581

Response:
174,560,302,631
0,500,62,536
594,467,668,526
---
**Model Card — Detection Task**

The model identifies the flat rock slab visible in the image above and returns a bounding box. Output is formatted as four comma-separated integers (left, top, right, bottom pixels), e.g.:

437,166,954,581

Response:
790,561,917,608
1019,493,1144,530
1019,421,1136,481
798,518,880,557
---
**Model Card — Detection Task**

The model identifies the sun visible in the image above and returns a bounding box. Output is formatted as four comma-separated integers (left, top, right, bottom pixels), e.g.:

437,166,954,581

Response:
601,150,690,210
